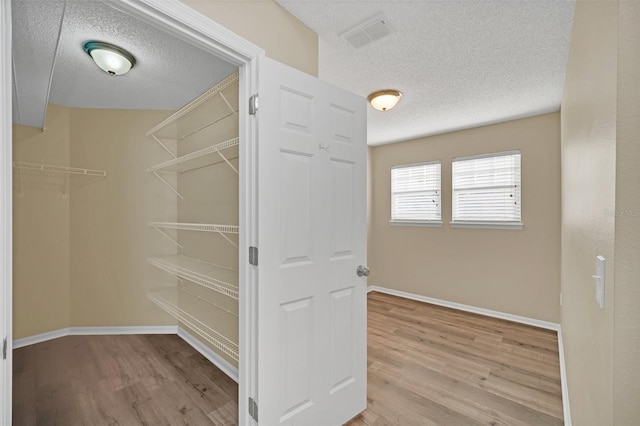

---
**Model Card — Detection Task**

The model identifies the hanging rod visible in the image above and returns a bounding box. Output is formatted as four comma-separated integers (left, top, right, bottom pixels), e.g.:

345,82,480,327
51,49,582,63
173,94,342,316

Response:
13,162,106,177
145,71,239,137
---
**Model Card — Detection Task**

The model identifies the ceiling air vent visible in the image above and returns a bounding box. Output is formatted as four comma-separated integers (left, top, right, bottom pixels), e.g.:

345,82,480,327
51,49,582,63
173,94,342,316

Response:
341,13,394,49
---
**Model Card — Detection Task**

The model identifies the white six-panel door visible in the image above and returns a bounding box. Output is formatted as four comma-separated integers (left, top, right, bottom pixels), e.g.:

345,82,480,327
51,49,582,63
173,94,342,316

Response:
256,57,367,425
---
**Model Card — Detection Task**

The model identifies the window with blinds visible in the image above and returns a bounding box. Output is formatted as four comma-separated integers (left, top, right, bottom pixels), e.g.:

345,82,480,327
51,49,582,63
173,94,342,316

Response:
391,161,441,225
452,151,521,227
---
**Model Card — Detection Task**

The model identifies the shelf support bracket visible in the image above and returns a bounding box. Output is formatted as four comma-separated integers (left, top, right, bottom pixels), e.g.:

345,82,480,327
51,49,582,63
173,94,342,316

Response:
219,92,236,116
213,226,239,249
151,135,177,159
151,226,184,252
217,151,238,174
152,172,184,200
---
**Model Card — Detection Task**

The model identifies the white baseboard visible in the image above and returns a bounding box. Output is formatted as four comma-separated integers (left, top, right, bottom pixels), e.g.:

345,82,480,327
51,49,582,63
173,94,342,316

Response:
13,328,70,349
367,285,560,331
177,327,239,383
69,326,178,336
13,325,178,349
557,328,572,426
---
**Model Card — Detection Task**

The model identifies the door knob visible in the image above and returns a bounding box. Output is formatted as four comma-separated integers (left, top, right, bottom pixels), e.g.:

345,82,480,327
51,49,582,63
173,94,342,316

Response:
357,265,370,277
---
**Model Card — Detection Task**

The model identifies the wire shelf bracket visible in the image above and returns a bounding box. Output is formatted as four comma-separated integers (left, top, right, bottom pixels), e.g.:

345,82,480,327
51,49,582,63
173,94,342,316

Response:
146,137,239,175
148,255,239,299
147,288,239,361
145,72,239,137
147,222,239,249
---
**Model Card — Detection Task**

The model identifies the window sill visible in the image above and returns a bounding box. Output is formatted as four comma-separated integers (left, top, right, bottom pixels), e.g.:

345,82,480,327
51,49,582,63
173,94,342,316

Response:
390,220,443,228
449,221,523,230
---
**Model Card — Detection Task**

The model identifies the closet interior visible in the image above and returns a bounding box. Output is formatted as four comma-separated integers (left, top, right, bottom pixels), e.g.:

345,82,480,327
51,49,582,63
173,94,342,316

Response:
11,0,241,403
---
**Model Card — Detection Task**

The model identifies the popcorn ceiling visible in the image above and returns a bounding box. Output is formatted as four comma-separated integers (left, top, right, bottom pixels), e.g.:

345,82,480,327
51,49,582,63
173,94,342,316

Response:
277,0,575,146
12,0,236,128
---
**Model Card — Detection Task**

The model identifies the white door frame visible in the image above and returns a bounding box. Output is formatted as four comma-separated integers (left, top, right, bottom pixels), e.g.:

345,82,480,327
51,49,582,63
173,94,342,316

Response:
1,1,264,424
1,0,13,424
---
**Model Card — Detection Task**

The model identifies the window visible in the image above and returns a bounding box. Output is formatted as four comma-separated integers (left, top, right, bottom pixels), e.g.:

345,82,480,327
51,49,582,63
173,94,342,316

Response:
391,161,441,226
451,150,522,229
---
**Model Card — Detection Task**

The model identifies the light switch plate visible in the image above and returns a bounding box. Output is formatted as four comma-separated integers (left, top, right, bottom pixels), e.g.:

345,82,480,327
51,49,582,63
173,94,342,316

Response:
595,255,605,309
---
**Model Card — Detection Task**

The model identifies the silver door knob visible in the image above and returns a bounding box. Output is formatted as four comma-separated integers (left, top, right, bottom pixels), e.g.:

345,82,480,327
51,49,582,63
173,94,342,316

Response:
357,265,370,277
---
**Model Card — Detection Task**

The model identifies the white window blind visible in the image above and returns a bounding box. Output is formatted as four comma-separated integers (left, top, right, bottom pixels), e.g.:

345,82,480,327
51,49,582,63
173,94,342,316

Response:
452,151,521,224
391,161,441,223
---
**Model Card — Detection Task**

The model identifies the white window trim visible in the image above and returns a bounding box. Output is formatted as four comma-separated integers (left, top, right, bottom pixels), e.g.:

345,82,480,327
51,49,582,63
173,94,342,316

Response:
389,220,443,228
391,160,442,225
452,149,521,163
449,221,523,230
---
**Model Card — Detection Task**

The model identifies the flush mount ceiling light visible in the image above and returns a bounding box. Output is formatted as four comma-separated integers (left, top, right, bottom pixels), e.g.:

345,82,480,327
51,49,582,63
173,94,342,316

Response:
367,89,402,111
83,41,136,76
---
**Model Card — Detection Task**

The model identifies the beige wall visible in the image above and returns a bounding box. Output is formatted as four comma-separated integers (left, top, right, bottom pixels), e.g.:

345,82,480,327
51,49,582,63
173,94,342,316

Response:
13,105,178,337
370,113,561,323
614,2,640,421
12,104,71,339
562,0,640,423
560,2,617,424
183,0,318,76
69,107,177,328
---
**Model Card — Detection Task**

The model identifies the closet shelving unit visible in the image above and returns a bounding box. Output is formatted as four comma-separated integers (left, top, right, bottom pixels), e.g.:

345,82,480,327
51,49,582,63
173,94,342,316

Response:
146,71,240,363
147,256,238,299
147,287,239,360
13,161,107,197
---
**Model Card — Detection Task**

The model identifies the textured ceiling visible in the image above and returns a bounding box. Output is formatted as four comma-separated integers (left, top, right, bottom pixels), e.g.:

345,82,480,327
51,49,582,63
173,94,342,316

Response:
12,0,236,128
276,0,575,146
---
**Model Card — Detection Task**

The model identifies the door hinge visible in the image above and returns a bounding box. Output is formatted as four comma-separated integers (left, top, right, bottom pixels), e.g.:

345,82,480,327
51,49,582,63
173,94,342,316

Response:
2,337,6,360
249,94,259,115
248,397,258,422
249,246,258,266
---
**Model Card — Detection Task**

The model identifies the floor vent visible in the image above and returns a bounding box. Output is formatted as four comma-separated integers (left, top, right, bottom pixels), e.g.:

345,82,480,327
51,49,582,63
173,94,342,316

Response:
341,13,394,49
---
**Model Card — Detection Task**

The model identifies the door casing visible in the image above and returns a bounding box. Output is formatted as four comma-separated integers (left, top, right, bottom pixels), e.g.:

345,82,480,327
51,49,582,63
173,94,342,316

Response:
0,1,264,424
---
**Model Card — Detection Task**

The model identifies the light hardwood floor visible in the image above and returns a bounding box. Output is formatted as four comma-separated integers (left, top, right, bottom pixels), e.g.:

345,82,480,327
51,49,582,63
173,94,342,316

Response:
13,292,563,425
347,292,563,425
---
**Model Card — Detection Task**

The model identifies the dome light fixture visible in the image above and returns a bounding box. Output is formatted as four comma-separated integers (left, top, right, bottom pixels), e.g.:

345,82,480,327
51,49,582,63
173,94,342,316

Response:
83,41,136,76
367,89,402,111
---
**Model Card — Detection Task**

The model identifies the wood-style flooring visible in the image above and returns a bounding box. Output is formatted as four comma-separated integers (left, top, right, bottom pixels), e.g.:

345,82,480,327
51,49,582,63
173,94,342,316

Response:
13,292,563,425
12,334,237,425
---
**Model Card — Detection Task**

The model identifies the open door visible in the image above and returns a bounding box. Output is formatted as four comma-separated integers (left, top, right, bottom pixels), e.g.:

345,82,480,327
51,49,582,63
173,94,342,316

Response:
0,0,12,423
254,57,367,425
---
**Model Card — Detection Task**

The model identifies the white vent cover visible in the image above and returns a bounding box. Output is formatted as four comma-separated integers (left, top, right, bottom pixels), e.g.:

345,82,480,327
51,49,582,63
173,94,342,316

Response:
341,13,394,49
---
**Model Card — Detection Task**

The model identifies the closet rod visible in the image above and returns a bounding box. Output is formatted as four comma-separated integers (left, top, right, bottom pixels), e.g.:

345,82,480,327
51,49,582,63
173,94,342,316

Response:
13,161,106,177
145,71,239,137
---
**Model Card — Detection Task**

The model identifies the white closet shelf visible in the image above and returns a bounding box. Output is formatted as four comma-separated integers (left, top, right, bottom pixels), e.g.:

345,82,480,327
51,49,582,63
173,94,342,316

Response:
146,71,239,137
146,137,239,174
13,162,106,177
147,222,238,234
148,287,238,361
148,255,239,299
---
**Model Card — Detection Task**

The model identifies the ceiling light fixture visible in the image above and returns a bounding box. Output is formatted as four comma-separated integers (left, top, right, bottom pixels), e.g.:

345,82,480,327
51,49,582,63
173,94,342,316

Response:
367,89,402,111
83,41,136,76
